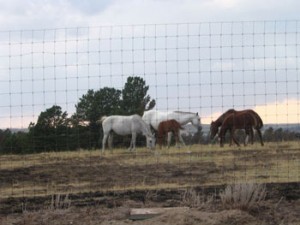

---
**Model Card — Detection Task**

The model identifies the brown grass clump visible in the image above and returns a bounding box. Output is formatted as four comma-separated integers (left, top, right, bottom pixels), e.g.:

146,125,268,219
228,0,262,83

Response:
181,188,214,209
220,182,266,211
49,193,71,210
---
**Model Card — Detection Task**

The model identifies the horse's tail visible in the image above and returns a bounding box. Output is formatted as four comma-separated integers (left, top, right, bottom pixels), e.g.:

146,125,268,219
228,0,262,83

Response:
97,116,107,124
256,114,263,129
248,110,263,129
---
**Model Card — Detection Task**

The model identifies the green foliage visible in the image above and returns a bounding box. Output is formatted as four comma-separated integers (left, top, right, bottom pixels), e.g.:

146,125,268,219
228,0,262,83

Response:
0,129,32,154
0,76,157,154
121,76,155,115
72,87,122,149
74,87,122,125
263,127,300,142
28,105,71,152
72,76,156,149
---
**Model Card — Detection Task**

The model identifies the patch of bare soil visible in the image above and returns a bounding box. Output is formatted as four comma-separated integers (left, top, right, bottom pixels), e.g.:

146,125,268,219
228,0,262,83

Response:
1,193,300,225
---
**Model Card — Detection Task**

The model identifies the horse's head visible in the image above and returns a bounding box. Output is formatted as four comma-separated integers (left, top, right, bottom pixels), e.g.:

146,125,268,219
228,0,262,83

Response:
210,120,219,140
191,112,201,127
146,133,156,150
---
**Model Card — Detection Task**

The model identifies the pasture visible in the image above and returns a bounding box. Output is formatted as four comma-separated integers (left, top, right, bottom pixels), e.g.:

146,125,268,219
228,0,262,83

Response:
0,141,299,215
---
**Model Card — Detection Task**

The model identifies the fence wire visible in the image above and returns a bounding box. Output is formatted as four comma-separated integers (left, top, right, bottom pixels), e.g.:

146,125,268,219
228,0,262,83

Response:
0,21,299,208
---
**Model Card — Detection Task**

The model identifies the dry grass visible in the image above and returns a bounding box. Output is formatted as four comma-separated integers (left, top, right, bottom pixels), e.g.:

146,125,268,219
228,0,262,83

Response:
0,142,299,200
220,182,266,211
49,193,71,210
181,188,214,208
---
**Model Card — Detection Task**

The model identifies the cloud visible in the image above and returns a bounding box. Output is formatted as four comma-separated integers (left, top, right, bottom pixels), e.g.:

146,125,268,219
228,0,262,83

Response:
254,99,300,124
68,0,114,15
0,0,300,129
0,0,300,30
202,99,300,125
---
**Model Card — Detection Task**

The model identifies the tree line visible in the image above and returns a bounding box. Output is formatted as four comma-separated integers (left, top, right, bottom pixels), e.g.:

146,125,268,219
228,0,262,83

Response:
0,76,158,154
0,76,299,154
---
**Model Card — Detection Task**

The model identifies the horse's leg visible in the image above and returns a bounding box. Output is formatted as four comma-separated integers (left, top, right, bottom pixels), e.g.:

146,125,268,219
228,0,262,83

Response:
173,131,179,148
130,132,137,151
167,132,172,148
108,133,113,149
230,129,233,146
231,129,240,147
228,128,234,146
128,136,133,151
245,135,249,146
244,129,249,146
220,134,225,147
102,133,108,152
256,128,264,146
219,128,225,147
178,133,186,147
176,131,183,148
250,128,254,145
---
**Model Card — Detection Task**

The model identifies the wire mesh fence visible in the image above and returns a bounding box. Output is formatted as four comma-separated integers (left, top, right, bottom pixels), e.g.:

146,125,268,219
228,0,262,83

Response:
0,21,299,211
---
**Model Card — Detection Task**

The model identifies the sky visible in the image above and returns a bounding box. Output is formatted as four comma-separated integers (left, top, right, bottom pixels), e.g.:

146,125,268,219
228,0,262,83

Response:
0,0,300,29
0,0,300,128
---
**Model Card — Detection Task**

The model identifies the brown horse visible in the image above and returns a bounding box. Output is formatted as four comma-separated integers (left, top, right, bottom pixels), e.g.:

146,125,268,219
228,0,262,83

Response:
157,119,183,148
210,109,264,147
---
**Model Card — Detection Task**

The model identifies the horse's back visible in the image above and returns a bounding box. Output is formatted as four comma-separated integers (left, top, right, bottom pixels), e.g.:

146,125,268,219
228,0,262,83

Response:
102,115,133,135
222,111,252,128
232,109,263,128
221,109,263,129
143,110,169,130
143,110,200,130
158,119,182,133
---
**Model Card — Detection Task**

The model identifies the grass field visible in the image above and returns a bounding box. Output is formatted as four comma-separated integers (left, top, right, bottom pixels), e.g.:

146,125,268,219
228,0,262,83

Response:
0,141,300,224
0,141,299,201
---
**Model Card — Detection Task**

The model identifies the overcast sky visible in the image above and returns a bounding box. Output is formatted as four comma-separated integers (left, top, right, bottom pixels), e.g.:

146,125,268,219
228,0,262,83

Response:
0,0,300,30
0,0,300,128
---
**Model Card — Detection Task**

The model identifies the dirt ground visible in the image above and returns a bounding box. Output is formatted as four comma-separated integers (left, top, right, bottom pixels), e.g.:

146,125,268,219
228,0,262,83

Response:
0,144,299,224
1,144,299,201
1,194,300,225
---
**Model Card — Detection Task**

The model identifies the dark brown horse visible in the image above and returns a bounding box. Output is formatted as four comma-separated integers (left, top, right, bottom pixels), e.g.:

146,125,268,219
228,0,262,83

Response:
157,119,183,148
210,109,264,147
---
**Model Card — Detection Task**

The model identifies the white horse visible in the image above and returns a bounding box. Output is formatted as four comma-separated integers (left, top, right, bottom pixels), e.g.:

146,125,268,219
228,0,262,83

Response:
99,114,155,152
142,110,201,146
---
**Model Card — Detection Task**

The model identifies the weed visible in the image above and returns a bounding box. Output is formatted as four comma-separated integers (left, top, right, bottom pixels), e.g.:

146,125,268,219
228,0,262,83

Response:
181,188,214,208
220,182,266,211
49,193,71,210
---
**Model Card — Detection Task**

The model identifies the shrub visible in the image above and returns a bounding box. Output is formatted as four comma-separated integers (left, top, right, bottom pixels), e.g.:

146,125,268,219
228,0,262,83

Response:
181,188,214,208
220,182,266,211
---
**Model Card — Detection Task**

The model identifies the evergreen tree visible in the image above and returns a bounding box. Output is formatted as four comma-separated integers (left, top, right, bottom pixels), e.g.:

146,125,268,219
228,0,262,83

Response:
74,87,122,125
121,76,155,115
28,105,70,152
